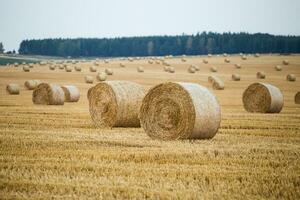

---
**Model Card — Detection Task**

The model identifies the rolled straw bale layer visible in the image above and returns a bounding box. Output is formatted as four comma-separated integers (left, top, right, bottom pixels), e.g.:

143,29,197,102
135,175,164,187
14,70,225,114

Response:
140,82,221,140
295,92,300,104
232,74,241,81
61,85,80,102
275,65,282,71
243,82,283,113
65,65,72,72
286,74,296,82
24,80,41,90
32,83,65,105
23,65,30,72
88,81,145,128
75,65,81,71
6,84,20,95
85,75,94,84
90,65,97,72
257,71,266,79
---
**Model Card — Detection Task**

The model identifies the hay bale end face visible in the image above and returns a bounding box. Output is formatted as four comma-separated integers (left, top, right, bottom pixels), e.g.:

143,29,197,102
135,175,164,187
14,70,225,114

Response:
257,72,266,79
243,82,283,113
88,81,145,128
6,84,20,95
140,82,221,140
61,85,80,102
85,75,94,84
295,92,300,104
24,80,41,90
286,74,296,82
32,83,65,105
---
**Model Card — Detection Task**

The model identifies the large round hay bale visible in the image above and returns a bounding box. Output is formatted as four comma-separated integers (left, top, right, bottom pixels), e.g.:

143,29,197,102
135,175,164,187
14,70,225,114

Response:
105,68,113,75
232,74,241,81
140,82,221,140
168,66,175,73
49,65,56,70
286,74,296,82
88,81,145,128
257,71,266,79
275,65,282,71
282,60,289,65
224,58,230,63
97,72,107,81
75,65,81,71
32,83,65,105
24,80,41,90
23,65,30,72
243,83,283,113
235,64,241,69
137,66,144,73
85,75,94,84
6,84,20,95
295,92,300,104
65,65,72,72
90,65,97,72
61,85,80,102
188,66,196,73
210,66,218,72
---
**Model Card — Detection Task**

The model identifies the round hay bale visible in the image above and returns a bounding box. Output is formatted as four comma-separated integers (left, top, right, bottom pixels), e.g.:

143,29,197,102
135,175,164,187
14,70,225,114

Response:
223,53,228,57
257,72,266,79
224,58,230,63
75,65,81,71
140,82,221,140
28,63,34,68
275,65,282,71
24,80,41,90
148,60,153,64
210,66,218,72
97,72,107,81
23,65,30,72
188,66,196,73
181,58,186,62
254,53,260,57
137,66,144,73
90,65,97,72
286,74,296,82
168,66,175,73
232,74,241,81
295,92,300,104
32,83,65,105
49,65,56,70
14,63,19,67
212,78,224,90
235,64,241,69
203,59,208,64
208,54,212,57
88,81,145,128
58,65,64,69
85,75,94,84
104,59,109,64
120,63,125,68
6,84,20,95
193,65,200,71
282,60,289,65
163,66,169,72
241,55,247,60
243,83,283,113
208,75,218,83
155,60,160,64
61,85,80,102
105,68,113,75
65,65,72,72
94,62,99,66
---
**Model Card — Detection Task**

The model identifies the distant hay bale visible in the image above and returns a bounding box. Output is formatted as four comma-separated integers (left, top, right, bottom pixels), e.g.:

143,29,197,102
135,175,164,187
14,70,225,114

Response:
208,75,218,83
163,61,170,66
90,65,97,72
85,75,94,84
128,57,134,62
94,62,99,66
235,64,241,69
97,72,107,81
155,60,160,64
254,53,260,57
23,65,30,72
49,65,56,70
120,63,125,67
32,83,65,105
137,66,144,73
105,68,113,75
295,92,300,104
232,74,241,81
14,63,19,67
61,85,80,102
163,66,169,72
191,65,199,71
241,55,247,60
275,65,282,71
223,53,228,57
40,61,46,66
181,58,186,62
88,81,145,128
224,58,230,63
75,65,81,71
203,59,208,64
282,60,289,65
243,82,283,113
24,80,41,90
104,59,109,64
168,66,175,73
286,74,296,82
208,54,212,57
140,82,221,140
28,63,34,68
210,66,218,72
188,66,196,73
58,65,64,69
257,71,266,79
65,65,72,72
6,84,20,95
148,60,153,64
208,75,224,90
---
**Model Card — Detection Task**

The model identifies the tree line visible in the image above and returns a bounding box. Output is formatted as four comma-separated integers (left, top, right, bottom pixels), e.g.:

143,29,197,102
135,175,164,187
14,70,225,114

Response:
18,32,300,57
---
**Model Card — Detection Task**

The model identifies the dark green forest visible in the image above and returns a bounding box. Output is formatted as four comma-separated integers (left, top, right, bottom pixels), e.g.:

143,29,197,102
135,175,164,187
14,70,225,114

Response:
18,32,300,57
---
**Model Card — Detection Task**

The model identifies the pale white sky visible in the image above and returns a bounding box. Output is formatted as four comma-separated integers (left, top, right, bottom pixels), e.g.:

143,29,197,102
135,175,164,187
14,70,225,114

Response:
0,0,299,51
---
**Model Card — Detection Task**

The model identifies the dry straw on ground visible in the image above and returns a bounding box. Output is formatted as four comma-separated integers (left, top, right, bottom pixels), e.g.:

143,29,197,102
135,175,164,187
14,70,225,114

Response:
140,82,221,140
105,68,113,75
243,82,283,113
137,66,144,73
257,71,266,79
32,83,65,105
24,80,41,90
88,81,145,128
6,84,20,95
295,92,300,104
232,74,241,81
97,72,107,81
61,85,80,102
85,75,94,84
275,65,282,71
286,74,296,82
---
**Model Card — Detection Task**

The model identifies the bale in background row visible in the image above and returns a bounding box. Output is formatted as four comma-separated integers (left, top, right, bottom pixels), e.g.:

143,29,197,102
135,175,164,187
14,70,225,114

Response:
61,85,80,102
232,74,240,81
85,75,94,84
6,84,20,95
287,74,296,82
295,92,300,104
208,75,224,90
24,80,41,90
23,65,30,72
140,82,221,140
243,82,283,113
32,83,65,105
257,72,266,79
88,81,145,128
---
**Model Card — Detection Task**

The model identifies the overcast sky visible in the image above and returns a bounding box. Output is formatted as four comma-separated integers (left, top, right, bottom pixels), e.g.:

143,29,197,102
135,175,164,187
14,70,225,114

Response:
0,0,299,51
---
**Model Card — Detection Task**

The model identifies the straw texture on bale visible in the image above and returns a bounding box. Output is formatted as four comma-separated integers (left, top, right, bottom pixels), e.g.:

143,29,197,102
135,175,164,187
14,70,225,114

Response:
85,75,94,84
6,84,20,95
140,82,221,140
61,85,80,102
65,66,72,72
105,68,113,75
90,65,97,72
210,66,218,72
283,60,289,65
23,65,30,72
24,80,41,90
275,65,282,71
32,83,65,105
295,92,300,104
257,72,266,79
286,74,296,82
137,66,144,72
75,65,81,71
88,81,145,128
97,72,107,81
243,82,283,113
